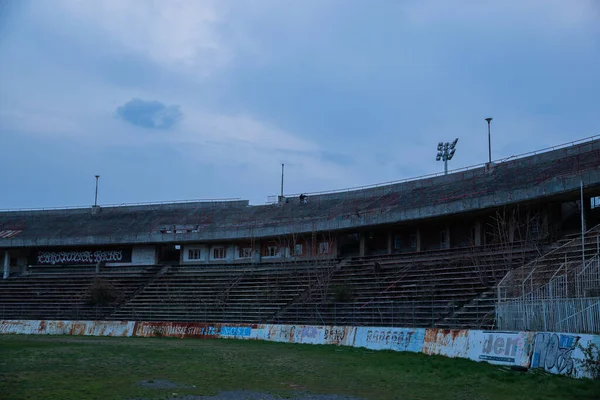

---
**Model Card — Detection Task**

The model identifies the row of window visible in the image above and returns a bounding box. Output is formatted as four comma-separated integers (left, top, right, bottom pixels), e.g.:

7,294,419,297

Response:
187,242,330,261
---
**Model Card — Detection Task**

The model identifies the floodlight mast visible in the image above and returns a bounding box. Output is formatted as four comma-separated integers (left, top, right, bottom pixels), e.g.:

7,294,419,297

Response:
436,138,459,175
94,175,100,207
485,117,493,164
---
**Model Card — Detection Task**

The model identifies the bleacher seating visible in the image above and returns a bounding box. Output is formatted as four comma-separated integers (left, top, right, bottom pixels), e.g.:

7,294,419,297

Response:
110,260,342,322
0,266,161,320
273,243,542,328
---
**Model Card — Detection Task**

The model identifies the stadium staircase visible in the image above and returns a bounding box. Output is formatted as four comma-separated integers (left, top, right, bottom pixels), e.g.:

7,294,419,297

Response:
0,266,161,320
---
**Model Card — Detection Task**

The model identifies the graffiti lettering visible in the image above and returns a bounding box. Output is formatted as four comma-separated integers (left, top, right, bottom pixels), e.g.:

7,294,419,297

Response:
220,326,251,337
531,333,580,376
365,329,416,348
36,250,126,265
324,327,346,342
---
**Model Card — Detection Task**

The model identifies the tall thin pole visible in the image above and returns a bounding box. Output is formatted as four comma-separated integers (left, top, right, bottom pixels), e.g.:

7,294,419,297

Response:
94,175,100,207
581,177,585,267
280,164,284,200
485,117,493,164
444,159,448,175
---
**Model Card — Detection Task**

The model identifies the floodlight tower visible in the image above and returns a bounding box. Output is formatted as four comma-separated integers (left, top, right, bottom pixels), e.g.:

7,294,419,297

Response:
436,138,459,175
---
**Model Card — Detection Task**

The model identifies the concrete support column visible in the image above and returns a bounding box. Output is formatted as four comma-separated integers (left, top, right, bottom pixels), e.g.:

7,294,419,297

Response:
3,251,9,279
445,226,451,249
387,231,393,254
474,220,482,246
416,229,422,252
359,234,366,257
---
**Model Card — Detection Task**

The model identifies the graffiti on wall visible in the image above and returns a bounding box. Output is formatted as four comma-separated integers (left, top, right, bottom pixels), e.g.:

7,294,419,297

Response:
531,333,581,376
468,331,533,367
0,320,135,337
323,326,356,346
265,325,323,344
3,319,599,380
33,249,132,265
133,322,255,339
355,327,425,352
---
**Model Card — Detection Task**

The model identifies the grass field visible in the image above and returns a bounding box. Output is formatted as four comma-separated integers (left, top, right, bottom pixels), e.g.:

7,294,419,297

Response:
1,335,599,400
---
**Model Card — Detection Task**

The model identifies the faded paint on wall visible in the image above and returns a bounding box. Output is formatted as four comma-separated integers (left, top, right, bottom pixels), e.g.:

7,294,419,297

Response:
0,320,43,334
467,330,534,367
265,325,324,345
354,327,425,352
0,320,135,337
422,329,469,358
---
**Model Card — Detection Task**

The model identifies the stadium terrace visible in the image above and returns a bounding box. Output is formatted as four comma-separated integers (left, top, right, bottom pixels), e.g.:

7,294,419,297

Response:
0,136,599,334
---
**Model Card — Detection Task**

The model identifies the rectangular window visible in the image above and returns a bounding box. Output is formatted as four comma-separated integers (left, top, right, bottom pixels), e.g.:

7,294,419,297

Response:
188,249,202,260
238,247,252,259
394,235,402,250
440,230,448,248
409,234,417,249
318,241,330,254
265,246,278,257
213,247,226,259
292,244,303,256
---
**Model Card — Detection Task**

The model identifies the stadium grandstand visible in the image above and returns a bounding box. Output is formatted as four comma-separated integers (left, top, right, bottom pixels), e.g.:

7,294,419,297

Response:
1,136,599,333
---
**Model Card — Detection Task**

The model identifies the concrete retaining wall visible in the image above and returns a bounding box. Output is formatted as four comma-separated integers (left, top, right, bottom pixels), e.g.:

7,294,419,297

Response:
1,320,598,379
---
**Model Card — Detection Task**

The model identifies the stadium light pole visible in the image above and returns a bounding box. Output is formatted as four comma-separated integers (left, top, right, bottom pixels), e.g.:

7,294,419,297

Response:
94,175,100,207
280,164,284,201
436,138,459,175
485,117,493,164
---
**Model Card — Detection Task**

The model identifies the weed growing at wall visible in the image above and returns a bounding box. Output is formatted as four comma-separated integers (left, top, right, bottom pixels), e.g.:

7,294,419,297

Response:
578,342,600,380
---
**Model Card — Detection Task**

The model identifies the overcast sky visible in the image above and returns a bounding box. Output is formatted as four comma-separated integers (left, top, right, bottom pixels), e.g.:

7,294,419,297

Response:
0,0,599,208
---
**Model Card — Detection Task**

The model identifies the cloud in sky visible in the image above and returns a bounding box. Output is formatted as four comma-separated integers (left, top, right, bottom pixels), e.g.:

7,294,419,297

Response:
0,0,598,208
115,98,183,130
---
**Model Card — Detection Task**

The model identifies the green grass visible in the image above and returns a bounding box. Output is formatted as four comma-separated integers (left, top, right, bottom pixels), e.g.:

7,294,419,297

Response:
1,335,599,400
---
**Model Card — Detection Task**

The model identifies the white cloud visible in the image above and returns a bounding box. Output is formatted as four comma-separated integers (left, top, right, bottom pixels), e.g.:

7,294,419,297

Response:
56,0,231,76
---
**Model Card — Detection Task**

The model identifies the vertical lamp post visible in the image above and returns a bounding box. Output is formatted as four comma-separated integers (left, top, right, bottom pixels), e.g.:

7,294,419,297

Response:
94,175,100,207
279,164,285,203
485,117,493,164
436,138,459,175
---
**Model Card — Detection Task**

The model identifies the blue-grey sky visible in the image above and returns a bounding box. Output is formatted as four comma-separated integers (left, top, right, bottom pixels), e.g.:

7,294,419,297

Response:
0,0,599,208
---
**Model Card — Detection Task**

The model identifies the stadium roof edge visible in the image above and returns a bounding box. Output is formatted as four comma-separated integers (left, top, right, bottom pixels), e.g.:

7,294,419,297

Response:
0,198,248,214
1,134,598,213
283,134,600,198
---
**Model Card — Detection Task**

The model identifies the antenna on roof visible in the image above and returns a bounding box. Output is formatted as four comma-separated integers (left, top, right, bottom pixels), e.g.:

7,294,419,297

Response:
94,175,100,207
436,138,459,175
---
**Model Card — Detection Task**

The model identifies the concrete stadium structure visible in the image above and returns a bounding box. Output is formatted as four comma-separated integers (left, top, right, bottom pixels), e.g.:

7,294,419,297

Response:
1,136,599,331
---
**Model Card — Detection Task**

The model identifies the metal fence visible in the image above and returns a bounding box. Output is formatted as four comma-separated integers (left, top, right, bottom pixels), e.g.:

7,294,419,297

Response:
496,297,600,333
497,238,600,333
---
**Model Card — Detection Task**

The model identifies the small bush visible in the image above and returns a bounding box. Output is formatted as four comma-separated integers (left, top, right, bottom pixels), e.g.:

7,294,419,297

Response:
87,278,119,306
332,284,353,302
578,342,600,380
